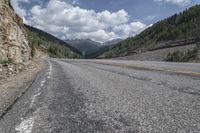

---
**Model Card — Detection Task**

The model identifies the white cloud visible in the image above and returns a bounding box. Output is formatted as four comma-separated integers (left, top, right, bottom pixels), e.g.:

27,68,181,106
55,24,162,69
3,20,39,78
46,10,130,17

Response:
12,0,148,43
114,22,147,38
11,0,30,18
64,30,119,43
97,10,128,26
72,0,80,5
154,0,191,6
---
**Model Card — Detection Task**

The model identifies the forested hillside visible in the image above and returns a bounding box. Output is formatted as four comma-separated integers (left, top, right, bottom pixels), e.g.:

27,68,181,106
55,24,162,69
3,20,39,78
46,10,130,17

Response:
101,5,200,59
25,25,80,58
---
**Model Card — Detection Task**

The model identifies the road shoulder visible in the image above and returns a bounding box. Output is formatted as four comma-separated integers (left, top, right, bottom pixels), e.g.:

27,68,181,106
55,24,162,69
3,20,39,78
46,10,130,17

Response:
0,60,45,119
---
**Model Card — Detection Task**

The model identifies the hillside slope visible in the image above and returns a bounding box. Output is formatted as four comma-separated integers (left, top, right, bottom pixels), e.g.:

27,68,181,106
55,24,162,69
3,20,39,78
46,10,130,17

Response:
103,39,122,46
0,0,34,80
25,25,80,59
100,5,200,61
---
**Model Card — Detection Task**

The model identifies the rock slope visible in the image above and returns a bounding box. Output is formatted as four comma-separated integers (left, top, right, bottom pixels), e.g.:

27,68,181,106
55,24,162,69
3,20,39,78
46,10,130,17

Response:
0,0,30,64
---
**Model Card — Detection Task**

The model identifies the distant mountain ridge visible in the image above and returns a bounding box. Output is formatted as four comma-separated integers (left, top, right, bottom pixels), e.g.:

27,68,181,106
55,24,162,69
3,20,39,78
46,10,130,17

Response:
65,39,101,53
65,39,121,58
103,39,122,46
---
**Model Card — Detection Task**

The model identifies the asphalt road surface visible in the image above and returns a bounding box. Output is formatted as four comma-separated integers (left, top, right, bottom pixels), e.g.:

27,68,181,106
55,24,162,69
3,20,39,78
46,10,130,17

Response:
0,59,200,133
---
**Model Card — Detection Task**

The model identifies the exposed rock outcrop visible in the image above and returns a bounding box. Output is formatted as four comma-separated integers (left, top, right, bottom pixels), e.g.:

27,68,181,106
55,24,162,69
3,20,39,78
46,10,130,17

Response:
0,0,30,64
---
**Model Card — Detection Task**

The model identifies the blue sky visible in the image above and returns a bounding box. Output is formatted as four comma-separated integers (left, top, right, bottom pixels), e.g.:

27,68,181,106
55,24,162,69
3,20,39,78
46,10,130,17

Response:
11,0,200,42
80,0,200,24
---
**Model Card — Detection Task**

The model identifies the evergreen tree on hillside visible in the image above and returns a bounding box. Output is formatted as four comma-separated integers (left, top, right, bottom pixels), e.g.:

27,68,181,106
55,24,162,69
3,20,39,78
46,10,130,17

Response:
102,5,200,58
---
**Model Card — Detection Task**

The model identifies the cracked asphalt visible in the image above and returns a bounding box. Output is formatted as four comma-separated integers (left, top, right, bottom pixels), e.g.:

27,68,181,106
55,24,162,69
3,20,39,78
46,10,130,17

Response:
0,59,200,133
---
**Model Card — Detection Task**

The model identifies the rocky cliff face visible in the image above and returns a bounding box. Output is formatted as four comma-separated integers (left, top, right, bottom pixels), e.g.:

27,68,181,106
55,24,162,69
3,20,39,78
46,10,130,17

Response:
0,0,30,64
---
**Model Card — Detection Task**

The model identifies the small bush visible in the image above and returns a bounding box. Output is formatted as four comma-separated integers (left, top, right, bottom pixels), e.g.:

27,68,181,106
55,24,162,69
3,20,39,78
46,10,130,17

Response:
48,46,58,57
165,44,199,62
165,51,183,62
30,44,36,58
0,59,12,65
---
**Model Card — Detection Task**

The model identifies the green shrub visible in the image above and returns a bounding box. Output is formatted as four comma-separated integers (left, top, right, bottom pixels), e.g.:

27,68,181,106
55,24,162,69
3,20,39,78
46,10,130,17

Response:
48,46,58,56
30,43,36,58
0,59,12,65
165,44,199,62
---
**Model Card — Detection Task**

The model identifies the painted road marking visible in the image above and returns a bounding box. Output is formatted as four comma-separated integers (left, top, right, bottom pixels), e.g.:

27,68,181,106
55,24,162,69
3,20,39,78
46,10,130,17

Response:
15,117,35,133
29,92,41,108
29,60,53,109
47,61,53,79
41,80,46,87
16,61,54,133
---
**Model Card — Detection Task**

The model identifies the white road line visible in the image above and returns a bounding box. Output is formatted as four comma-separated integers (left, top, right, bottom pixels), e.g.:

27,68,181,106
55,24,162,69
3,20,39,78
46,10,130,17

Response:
47,75,51,79
47,61,53,79
29,92,41,108
35,87,41,93
15,61,54,133
15,117,35,133
41,80,46,87
29,60,53,109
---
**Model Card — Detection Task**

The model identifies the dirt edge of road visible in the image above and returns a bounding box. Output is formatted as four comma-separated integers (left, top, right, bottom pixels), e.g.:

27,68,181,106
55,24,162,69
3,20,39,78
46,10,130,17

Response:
0,60,46,119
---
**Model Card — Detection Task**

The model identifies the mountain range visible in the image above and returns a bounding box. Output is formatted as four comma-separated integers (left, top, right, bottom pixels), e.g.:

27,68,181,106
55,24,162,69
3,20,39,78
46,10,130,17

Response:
65,39,122,58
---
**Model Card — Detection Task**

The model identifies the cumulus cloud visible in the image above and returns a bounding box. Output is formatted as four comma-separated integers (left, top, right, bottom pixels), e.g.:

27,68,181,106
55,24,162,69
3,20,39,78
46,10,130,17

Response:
114,22,147,38
12,0,148,43
154,0,191,6
64,30,119,43
11,0,30,18
71,0,80,5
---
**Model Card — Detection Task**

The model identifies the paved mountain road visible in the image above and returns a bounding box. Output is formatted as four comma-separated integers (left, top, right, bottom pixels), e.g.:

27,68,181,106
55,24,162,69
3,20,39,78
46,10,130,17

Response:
0,59,200,133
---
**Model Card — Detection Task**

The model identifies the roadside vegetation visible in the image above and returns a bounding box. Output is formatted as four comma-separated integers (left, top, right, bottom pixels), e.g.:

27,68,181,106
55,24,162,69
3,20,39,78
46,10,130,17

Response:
101,5,200,58
165,43,200,62
0,59,11,65
25,25,80,59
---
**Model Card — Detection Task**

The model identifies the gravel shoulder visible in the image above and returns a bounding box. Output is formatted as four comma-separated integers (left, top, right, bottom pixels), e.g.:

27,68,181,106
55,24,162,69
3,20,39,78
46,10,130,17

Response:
0,60,45,118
